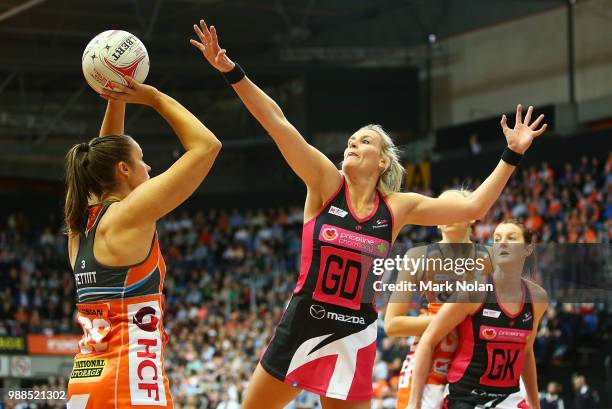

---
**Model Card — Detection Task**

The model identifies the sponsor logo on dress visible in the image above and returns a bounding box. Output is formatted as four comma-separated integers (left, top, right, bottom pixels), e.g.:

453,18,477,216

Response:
309,304,326,319
483,308,501,318
479,325,530,343
308,304,366,324
328,206,348,218
481,327,497,340
432,357,452,376
318,224,390,257
133,306,160,332
326,311,366,325
128,301,167,406
70,359,106,379
470,389,508,398
322,227,338,241
522,312,533,323
372,219,389,228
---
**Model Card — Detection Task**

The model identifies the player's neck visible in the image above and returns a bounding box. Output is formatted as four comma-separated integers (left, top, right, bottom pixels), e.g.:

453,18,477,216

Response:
492,268,522,293
344,174,378,209
100,189,128,203
440,232,471,243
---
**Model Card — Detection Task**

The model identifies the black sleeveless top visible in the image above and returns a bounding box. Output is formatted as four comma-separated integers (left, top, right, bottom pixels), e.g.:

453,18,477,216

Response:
448,275,534,406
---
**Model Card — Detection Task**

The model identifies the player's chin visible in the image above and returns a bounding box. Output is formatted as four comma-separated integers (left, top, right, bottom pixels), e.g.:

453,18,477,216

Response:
443,223,465,231
342,158,358,170
494,253,520,267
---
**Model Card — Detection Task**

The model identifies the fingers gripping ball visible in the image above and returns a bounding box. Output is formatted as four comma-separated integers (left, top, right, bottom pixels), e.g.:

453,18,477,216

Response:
82,30,150,94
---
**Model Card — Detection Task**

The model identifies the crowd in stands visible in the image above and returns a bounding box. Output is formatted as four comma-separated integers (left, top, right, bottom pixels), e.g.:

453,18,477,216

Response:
0,153,610,408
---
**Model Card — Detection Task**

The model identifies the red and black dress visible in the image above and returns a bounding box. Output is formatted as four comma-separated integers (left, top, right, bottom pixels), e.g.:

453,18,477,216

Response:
445,275,534,409
261,176,393,400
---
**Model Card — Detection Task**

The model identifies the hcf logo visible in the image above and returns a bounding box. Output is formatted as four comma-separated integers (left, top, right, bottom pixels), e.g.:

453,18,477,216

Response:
133,306,159,332
128,301,166,406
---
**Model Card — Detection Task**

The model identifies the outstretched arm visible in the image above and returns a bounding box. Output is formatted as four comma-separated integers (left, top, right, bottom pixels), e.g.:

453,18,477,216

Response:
190,20,340,199
392,104,547,227
101,77,222,226
99,99,125,136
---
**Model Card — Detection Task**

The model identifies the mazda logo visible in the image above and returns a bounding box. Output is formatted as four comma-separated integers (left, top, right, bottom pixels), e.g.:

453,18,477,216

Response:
309,304,326,319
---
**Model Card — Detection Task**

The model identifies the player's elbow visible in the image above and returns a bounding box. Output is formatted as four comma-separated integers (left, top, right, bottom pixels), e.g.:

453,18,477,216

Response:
418,330,438,351
195,138,222,159
384,317,399,337
418,336,436,352
208,138,222,155
466,199,486,221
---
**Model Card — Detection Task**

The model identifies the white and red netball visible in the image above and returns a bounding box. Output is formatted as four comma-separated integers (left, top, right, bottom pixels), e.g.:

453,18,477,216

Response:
82,30,150,93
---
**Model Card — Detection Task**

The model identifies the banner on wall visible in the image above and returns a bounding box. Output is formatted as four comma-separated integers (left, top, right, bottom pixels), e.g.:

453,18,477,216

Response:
404,160,431,190
0,336,26,354
27,334,80,356
11,355,32,377
0,355,9,376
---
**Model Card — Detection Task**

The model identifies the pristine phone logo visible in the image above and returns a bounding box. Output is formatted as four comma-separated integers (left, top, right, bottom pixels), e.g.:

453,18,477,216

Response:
322,227,338,241
482,328,497,340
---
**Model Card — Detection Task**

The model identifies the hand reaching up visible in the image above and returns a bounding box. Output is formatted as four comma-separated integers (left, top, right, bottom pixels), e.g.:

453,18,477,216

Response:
500,104,548,154
190,19,235,73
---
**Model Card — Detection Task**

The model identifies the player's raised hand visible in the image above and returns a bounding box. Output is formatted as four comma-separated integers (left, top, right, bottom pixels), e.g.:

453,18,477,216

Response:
99,76,159,106
190,19,235,73
500,104,547,154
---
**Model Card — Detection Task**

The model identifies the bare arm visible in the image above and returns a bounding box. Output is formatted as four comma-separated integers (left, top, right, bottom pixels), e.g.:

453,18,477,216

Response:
521,284,549,409
190,20,340,198
99,100,126,136
408,301,477,409
385,246,432,337
230,78,339,188
385,304,432,337
101,77,221,226
393,105,547,227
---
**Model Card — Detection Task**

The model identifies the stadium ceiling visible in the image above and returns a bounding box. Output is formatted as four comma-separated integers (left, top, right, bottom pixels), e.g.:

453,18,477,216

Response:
0,0,566,73
0,0,565,179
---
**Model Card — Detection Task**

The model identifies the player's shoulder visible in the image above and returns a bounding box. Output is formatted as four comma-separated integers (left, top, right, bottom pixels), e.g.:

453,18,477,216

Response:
522,278,548,304
384,191,423,215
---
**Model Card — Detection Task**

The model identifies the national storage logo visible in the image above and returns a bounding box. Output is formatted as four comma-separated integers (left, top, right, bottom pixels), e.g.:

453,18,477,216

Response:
70,358,106,379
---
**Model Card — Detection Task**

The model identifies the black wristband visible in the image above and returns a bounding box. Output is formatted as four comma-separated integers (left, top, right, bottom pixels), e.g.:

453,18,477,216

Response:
222,63,245,85
501,146,523,166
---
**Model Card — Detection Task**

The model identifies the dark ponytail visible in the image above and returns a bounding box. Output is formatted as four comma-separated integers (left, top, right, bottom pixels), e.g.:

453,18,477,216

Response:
64,134,134,235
